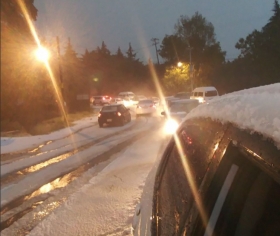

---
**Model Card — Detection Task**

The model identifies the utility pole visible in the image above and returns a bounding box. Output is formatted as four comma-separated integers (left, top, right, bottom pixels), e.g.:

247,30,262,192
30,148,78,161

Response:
187,45,193,91
56,36,67,116
151,38,160,65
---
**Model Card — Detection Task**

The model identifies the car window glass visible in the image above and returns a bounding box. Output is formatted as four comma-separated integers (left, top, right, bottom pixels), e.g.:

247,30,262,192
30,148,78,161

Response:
197,92,203,96
156,123,222,235
101,106,117,112
193,143,280,236
205,91,217,97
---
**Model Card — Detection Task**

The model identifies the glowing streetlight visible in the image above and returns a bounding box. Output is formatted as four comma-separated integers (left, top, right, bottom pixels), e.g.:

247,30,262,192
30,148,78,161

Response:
35,46,49,62
177,61,183,67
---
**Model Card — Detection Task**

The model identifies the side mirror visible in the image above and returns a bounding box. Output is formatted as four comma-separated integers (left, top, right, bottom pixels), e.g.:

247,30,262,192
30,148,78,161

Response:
161,111,166,116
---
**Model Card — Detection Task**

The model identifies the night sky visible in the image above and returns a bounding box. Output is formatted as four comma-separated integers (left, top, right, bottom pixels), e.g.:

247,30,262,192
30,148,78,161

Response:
34,0,275,63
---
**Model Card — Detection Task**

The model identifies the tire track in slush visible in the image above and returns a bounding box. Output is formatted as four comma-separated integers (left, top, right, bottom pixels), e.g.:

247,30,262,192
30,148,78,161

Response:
0,123,157,232
1,121,141,187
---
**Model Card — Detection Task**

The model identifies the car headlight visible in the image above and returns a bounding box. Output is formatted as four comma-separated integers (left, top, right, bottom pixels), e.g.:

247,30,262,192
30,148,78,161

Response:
164,119,179,135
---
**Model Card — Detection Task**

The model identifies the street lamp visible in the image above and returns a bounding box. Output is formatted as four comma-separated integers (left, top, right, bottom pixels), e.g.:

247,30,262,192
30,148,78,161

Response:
177,61,183,67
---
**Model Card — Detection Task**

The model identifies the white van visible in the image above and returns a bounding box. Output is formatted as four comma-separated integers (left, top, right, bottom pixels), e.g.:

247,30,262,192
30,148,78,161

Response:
190,86,219,103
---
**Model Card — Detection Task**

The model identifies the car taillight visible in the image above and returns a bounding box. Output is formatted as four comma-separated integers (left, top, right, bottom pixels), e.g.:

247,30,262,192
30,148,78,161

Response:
98,113,101,117
117,112,122,116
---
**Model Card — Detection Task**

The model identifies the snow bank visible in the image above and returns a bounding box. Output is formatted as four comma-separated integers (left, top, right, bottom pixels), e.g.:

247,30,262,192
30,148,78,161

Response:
185,83,280,147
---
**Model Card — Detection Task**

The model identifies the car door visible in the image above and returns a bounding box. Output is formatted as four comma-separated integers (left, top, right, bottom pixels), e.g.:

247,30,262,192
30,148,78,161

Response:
151,119,227,235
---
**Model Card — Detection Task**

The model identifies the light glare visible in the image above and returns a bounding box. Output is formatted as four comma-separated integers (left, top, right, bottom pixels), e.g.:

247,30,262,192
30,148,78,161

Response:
164,119,179,134
35,47,49,62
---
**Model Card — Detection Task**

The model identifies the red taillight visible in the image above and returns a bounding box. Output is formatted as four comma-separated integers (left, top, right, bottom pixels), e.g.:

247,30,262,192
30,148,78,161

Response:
117,112,122,116
98,113,101,117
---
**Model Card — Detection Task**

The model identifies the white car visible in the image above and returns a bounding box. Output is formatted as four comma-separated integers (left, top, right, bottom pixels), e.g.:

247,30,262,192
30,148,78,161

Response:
132,83,280,236
135,99,156,117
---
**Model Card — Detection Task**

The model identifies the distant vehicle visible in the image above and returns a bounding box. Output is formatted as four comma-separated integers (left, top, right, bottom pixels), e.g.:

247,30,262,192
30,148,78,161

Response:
150,96,160,106
137,95,147,100
98,104,131,127
110,97,123,104
118,91,135,99
161,99,199,134
132,83,280,236
92,95,112,105
135,99,156,117
174,91,192,99
190,86,219,103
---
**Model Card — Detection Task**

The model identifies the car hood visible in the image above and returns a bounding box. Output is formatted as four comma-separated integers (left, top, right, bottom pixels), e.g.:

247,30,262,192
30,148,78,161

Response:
170,112,187,122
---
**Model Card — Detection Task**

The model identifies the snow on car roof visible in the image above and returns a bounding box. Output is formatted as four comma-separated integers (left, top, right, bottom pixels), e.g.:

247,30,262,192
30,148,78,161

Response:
192,86,217,92
185,83,280,148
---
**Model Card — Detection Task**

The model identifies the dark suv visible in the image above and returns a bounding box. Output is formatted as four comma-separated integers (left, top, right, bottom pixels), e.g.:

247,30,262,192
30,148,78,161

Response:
133,83,280,236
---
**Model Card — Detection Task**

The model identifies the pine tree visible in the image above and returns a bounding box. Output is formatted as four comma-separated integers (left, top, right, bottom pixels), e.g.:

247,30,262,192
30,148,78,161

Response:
116,47,124,58
126,43,137,61
99,41,110,55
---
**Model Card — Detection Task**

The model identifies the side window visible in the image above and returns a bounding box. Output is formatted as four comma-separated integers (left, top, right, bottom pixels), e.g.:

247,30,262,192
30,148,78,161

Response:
193,143,280,236
156,124,222,235
197,92,203,97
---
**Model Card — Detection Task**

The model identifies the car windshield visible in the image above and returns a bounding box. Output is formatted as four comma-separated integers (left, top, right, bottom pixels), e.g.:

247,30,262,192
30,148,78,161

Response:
101,106,118,112
170,102,198,113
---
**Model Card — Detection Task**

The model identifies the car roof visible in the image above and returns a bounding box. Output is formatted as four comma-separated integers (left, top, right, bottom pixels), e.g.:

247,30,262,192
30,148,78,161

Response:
185,83,280,148
192,86,217,92
138,99,153,103
171,98,199,104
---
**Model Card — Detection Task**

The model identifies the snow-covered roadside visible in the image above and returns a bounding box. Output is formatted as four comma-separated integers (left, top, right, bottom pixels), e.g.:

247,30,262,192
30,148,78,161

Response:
0,116,97,154
1,122,154,208
25,127,165,236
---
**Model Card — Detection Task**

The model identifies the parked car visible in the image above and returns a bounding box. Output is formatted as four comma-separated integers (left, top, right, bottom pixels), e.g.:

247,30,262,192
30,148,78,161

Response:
135,99,156,117
161,99,200,134
92,95,112,105
190,86,219,103
98,104,131,127
132,83,280,236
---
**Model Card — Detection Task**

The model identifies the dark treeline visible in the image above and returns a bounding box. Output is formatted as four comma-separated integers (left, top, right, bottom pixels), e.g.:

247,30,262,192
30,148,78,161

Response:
159,1,280,94
1,0,279,131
